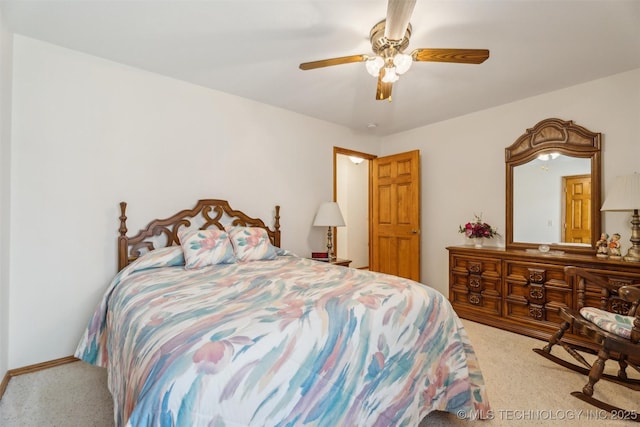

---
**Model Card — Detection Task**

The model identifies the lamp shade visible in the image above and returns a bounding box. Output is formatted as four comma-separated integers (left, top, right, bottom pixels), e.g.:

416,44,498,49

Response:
313,202,346,227
601,173,640,211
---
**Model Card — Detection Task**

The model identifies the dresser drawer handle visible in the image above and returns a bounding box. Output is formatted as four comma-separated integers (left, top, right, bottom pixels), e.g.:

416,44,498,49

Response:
469,276,482,290
529,288,544,301
469,294,482,306
529,305,544,321
528,269,546,284
468,262,481,274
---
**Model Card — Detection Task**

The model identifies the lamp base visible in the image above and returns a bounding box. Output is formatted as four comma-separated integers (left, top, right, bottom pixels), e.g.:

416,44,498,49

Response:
624,210,640,262
624,245,640,262
325,226,336,261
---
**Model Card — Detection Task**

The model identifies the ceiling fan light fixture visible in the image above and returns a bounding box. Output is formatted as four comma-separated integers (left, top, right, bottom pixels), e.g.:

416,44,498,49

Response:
365,56,384,77
538,152,560,161
381,67,399,83
393,53,412,74
297,1,489,101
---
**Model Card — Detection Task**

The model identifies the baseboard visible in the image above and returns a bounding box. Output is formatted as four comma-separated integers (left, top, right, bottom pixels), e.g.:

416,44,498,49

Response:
0,355,78,400
0,372,9,400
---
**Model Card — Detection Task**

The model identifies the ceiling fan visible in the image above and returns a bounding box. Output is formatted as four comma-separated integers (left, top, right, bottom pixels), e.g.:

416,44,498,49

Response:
299,0,489,101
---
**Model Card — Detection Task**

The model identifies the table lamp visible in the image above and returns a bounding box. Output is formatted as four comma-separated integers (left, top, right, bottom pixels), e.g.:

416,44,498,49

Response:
313,202,346,260
601,173,640,262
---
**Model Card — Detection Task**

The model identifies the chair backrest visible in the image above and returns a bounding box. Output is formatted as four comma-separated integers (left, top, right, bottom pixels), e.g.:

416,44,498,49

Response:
619,285,640,343
624,286,640,317
565,266,640,344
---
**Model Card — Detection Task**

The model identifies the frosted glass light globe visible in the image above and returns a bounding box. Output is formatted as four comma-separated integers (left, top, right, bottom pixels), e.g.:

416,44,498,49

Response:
365,56,384,77
381,67,399,83
393,53,413,74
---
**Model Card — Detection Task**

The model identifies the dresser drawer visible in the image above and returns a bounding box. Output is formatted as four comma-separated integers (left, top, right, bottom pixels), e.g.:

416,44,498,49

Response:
503,261,571,327
450,254,502,317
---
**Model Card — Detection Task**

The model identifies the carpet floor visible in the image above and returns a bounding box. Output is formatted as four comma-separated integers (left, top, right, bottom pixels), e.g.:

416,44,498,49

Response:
1,319,638,426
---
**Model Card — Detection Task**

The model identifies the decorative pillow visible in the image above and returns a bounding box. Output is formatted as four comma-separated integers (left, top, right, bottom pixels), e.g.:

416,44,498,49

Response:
580,307,634,339
179,229,236,270
226,226,278,262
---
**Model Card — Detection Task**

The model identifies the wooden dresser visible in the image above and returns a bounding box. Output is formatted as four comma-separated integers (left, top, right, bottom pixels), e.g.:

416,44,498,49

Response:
447,245,640,349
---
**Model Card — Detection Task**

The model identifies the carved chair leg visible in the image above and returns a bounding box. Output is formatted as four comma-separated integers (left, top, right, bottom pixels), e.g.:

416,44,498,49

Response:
618,355,628,381
543,320,571,353
583,348,609,397
560,341,592,369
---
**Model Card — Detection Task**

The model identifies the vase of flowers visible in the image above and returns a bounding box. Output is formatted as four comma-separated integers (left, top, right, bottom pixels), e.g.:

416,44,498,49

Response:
459,214,499,248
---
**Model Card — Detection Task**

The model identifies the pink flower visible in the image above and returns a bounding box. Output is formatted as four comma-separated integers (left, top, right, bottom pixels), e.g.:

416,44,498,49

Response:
358,294,382,309
193,340,234,374
199,234,219,250
277,298,305,329
277,298,304,319
244,232,261,247
459,215,499,239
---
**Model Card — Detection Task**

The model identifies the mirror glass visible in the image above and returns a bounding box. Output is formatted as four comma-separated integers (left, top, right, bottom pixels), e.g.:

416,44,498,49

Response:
513,154,591,244
505,118,601,255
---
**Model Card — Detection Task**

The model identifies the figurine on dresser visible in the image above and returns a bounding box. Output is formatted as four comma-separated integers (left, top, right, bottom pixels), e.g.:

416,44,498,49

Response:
596,233,609,258
609,233,622,260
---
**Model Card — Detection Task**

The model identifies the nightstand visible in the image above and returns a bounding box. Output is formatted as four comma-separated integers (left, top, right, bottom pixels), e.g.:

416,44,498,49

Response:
310,258,352,267
330,258,352,267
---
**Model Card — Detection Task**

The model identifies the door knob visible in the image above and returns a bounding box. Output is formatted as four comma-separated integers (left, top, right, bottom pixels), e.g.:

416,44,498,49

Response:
411,229,419,234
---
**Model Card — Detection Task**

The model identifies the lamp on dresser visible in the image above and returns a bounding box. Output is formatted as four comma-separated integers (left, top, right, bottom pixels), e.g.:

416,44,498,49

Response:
601,173,640,262
313,202,346,261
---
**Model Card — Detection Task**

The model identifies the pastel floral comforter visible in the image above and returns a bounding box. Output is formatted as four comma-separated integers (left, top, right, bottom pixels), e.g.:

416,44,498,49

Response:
76,248,490,426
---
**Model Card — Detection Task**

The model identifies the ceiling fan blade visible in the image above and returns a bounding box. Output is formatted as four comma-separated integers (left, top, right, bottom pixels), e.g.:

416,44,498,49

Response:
385,0,417,40
412,48,490,64
299,54,368,70
376,73,392,101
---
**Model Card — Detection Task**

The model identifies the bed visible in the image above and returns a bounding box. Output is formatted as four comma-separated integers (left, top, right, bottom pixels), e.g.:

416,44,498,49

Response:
75,199,490,426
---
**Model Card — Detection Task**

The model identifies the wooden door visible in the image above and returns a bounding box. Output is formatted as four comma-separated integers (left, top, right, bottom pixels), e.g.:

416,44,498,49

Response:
370,150,420,281
564,174,592,244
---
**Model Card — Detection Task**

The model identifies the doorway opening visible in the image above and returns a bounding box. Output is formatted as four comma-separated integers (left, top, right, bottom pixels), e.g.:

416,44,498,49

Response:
333,147,376,269
334,147,421,281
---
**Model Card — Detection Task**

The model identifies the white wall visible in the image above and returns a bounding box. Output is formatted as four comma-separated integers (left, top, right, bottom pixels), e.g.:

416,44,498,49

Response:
8,36,374,368
380,68,640,296
0,7,13,378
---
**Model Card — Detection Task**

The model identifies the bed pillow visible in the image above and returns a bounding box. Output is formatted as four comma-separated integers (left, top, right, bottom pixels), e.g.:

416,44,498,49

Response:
226,226,278,261
129,246,186,272
179,229,236,269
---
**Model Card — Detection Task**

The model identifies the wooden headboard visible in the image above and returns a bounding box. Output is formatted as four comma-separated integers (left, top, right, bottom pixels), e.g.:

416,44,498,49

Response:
118,199,281,271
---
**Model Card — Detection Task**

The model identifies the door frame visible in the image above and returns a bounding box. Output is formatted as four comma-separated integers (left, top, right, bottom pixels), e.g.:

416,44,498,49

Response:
333,147,377,263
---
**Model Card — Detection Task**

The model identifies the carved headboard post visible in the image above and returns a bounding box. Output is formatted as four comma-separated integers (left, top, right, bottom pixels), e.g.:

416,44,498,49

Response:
118,202,129,272
274,205,281,248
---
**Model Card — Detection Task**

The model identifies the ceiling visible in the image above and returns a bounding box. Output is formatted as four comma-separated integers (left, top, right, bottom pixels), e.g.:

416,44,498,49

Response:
2,0,640,136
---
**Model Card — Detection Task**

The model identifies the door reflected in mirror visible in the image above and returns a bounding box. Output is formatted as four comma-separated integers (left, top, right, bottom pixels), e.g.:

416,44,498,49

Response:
513,154,591,245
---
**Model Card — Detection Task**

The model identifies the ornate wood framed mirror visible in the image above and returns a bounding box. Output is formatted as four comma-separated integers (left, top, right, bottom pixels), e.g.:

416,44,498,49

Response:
506,118,602,255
